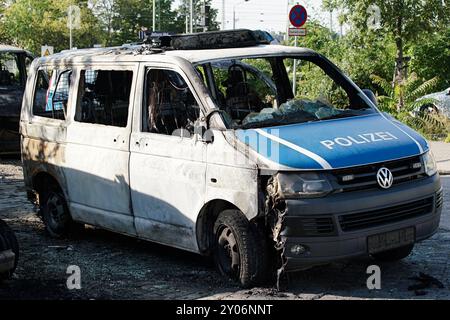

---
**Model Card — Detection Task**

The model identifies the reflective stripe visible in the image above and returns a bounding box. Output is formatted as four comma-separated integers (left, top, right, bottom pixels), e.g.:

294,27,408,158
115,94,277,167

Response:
379,113,424,153
255,129,333,170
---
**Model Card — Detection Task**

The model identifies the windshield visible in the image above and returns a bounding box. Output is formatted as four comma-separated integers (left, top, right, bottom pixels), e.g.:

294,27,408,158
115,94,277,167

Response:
197,55,375,129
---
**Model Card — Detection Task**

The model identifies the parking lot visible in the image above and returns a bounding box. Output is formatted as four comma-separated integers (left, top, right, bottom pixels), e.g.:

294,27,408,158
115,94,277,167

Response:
0,159,449,300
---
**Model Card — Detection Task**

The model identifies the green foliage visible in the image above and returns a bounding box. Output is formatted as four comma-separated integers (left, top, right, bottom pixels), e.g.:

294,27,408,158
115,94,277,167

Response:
0,0,104,55
410,27,450,91
371,73,448,139
174,0,220,33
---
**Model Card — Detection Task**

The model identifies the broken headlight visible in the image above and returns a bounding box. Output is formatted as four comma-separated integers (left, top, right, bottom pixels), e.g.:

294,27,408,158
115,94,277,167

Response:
422,151,437,177
275,172,333,199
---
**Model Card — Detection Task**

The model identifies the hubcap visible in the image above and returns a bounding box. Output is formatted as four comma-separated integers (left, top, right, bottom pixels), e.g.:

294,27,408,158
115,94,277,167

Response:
46,193,66,227
217,226,240,278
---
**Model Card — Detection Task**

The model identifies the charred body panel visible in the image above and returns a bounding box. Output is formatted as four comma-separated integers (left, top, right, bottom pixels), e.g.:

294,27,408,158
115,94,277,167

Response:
0,46,34,155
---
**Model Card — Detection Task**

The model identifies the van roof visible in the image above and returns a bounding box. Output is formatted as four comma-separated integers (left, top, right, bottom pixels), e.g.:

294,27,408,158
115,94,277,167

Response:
0,44,32,55
37,44,318,65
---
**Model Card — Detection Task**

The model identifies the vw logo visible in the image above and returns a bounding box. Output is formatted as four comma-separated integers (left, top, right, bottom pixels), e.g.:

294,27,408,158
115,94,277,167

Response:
377,167,394,189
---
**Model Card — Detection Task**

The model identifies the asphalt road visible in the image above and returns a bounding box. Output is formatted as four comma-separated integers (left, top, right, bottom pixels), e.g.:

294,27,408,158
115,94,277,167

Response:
0,160,449,300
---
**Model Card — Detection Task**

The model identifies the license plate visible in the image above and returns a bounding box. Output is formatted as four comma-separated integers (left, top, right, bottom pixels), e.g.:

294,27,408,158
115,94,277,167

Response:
367,227,415,254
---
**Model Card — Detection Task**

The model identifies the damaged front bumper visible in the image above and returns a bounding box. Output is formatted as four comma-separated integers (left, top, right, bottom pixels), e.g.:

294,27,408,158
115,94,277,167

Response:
269,173,442,272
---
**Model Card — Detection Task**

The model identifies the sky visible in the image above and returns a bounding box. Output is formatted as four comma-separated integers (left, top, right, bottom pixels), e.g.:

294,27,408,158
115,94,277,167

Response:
173,0,342,33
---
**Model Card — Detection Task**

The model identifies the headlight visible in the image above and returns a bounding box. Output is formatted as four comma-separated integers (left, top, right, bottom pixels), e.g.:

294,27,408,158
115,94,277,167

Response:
275,172,333,199
422,151,437,176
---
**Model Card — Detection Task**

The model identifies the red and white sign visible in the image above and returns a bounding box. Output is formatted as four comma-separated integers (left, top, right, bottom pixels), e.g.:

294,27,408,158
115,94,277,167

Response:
289,4,308,28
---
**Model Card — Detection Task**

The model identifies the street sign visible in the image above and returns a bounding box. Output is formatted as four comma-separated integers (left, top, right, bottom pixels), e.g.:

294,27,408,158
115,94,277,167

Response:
289,28,307,37
41,45,54,57
289,4,308,28
67,5,81,30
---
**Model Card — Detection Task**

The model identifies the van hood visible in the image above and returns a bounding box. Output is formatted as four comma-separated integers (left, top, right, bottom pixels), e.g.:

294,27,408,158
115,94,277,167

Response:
235,113,429,170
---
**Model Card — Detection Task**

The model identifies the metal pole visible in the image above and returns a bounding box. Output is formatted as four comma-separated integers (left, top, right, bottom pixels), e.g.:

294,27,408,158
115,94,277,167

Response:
233,8,236,29
152,0,156,31
222,0,226,30
69,9,73,49
292,36,298,96
203,0,207,32
190,0,194,33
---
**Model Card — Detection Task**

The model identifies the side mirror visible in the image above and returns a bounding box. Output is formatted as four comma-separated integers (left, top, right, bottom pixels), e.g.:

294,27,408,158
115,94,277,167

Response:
195,125,214,144
202,128,215,144
362,89,378,107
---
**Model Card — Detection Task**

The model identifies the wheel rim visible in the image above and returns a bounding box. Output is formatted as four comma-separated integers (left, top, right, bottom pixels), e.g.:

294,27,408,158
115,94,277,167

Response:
46,193,67,228
217,225,240,278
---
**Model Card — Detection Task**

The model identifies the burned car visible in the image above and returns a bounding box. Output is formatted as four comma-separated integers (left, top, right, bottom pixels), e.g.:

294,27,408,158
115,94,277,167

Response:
0,45,34,155
416,87,450,118
20,30,442,287
0,219,19,280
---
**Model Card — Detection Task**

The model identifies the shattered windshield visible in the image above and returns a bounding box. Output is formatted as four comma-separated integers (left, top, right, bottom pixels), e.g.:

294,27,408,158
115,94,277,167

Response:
197,56,374,129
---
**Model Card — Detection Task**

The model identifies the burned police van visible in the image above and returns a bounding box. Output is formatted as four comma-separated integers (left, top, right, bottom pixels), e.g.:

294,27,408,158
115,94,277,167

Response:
0,45,34,155
20,30,442,287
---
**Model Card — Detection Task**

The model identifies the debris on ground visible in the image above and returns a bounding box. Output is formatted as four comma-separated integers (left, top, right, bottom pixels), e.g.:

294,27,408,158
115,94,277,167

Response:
408,272,445,296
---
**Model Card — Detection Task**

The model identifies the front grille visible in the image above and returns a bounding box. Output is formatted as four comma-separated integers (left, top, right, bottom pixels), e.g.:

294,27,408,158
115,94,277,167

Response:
436,190,443,209
339,197,434,232
283,216,335,237
333,156,425,193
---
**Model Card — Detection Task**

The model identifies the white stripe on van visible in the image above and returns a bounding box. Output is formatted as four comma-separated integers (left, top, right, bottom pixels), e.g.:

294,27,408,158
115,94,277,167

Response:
378,113,424,154
255,129,333,170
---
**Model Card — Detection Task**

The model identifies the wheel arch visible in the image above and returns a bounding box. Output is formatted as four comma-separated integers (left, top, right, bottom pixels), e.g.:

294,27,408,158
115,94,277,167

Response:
195,199,242,255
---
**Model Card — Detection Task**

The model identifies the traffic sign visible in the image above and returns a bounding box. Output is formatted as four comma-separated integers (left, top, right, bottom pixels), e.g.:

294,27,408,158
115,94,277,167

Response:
289,4,308,28
289,28,307,37
41,45,54,57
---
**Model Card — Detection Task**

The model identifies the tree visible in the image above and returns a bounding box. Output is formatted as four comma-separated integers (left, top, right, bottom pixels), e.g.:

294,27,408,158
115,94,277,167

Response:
410,27,450,91
175,0,219,34
0,0,104,54
108,0,178,46
336,0,449,109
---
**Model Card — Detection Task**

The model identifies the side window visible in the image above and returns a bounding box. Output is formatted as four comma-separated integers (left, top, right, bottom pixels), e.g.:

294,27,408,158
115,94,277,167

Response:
0,52,20,87
143,69,200,135
75,70,132,127
32,68,71,120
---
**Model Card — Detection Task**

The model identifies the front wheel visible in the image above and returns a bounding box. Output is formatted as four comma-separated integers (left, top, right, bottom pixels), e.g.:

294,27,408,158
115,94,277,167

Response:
40,190,83,238
213,210,268,288
371,244,414,262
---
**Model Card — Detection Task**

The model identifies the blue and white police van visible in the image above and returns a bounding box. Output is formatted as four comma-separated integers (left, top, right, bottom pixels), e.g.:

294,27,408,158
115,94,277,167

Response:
21,30,442,287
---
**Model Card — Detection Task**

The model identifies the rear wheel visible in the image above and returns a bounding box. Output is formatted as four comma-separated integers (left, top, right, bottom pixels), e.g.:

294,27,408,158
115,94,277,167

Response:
39,187,83,238
371,244,414,262
0,220,19,280
213,210,269,288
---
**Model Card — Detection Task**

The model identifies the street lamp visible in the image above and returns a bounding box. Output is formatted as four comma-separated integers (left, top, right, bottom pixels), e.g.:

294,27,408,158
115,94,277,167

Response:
233,0,250,30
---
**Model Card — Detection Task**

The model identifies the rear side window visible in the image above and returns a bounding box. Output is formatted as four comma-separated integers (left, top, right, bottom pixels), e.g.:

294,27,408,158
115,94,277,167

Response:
32,68,72,120
75,70,133,127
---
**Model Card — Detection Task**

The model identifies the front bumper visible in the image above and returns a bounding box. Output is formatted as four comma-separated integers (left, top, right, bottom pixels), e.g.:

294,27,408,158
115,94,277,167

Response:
280,174,442,271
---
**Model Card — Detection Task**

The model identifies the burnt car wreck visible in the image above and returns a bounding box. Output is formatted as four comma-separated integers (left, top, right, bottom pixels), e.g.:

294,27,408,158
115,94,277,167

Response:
0,45,34,155
0,219,19,280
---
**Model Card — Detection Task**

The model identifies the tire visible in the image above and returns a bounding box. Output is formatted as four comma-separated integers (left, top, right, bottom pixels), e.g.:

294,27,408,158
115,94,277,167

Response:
40,188,82,238
213,209,269,288
371,244,414,262
0,220,19,279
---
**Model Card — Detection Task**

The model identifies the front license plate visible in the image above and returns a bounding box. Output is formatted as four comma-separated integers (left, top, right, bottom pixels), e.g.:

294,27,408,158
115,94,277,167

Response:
367,227,415,254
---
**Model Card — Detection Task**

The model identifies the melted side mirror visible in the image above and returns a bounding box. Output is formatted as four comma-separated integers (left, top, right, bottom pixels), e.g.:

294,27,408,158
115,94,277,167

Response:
362,89,378,107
